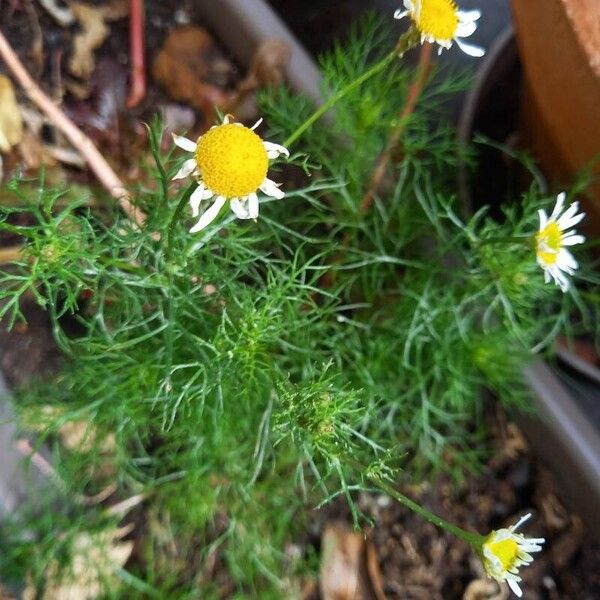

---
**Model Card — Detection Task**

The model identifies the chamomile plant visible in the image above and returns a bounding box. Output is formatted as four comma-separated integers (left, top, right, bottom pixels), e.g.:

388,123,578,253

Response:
0,10,597,600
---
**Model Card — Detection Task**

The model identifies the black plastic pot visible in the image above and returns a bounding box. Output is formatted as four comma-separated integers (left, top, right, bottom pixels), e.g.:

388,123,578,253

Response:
457,25,600,540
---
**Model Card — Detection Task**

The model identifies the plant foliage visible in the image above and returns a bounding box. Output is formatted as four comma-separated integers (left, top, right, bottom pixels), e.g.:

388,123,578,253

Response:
0,16,598,598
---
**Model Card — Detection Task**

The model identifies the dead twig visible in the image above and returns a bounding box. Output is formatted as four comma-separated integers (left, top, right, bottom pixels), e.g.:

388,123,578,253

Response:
0,30,146,228
359,42,433,214
0,246,23,264
127,0,147,108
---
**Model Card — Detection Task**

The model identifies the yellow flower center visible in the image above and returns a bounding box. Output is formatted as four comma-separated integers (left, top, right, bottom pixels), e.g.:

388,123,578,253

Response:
536,221,562,266
415,0,459,41
195,124,268,198
485,537,519,572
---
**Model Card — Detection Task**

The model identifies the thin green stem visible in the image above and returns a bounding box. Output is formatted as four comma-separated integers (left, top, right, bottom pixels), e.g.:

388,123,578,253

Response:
283,28,421,149
145,122,169,202
161,183,195,403
166,184,196,262
369,476,485,548
478,235,533,247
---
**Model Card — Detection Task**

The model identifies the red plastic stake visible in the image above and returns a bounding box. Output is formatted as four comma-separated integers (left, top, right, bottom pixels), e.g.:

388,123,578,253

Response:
127,0,146,108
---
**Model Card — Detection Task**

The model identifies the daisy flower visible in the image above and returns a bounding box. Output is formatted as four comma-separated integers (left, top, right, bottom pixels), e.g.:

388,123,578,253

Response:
481,513,545,597
394,0,485,57
172,116,289,232
536,192,585,292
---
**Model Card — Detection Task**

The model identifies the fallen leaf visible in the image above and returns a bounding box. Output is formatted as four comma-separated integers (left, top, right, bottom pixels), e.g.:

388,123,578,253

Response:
40,527,133,600
69,1,129,85
365,539,387,600
320,523,387,600
463,578,508,600
0,75,23,153
238,39,291,92
228,39,292,119
152,26,236,116
58,420,116,454
21,405,116,453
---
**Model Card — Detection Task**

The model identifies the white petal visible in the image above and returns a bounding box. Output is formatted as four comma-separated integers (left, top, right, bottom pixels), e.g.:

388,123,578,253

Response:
551,266,570,291
223,115,231,124
172,158,197,181
511,514,531,531
507,578,523,597
550,192,566,220
556,201,582,230
248,193,259,219
189,184,209,218
561,234,585,246
230,197,252,219
394,9,408,19
521,544,544,553
264,141,290,159
559,213,585,231
189,196,226,233
557,248,578,271
538,209,548,230
172,133,197,153
250,118,263,131
458,9,481,22
456,20,477,38
525,537,546,545
455,38,485,57
260,177,285,200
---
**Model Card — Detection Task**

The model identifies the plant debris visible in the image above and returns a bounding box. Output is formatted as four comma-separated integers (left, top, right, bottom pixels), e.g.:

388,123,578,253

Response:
69,1,129,90
0,75,23,176
320,523,387,600
25,526,134,600
152,26,237,117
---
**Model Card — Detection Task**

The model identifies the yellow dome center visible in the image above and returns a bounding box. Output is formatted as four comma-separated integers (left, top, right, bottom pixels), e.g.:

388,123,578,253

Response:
485,537,519,572
195,124,269,198
536,222,561,266
415,0,459,41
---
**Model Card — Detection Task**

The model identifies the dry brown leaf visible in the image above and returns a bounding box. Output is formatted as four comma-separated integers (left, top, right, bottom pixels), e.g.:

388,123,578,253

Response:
39,528,133,600
320,523,387,600
18,129,57,171
463,578,509,600
228,39,292,119
21,405,116,453
152,26,235,115
69,1,129,83
0,75,23,153
365,539,387,600
58,420,116,453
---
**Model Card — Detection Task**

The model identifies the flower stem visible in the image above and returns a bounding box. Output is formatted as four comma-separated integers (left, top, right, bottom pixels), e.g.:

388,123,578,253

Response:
166,183,196,261
478,235,533,247
369,475,485,547
283,28,421,149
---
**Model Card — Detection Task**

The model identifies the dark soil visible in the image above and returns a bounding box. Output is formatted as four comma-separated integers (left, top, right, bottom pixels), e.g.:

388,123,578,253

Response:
367,419,600,599
0,297,61,388
306,411,600,599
